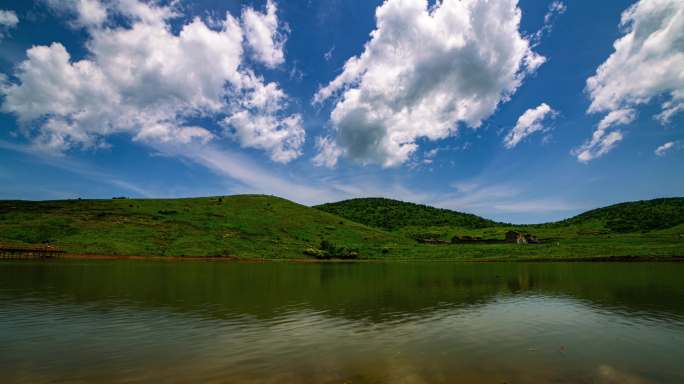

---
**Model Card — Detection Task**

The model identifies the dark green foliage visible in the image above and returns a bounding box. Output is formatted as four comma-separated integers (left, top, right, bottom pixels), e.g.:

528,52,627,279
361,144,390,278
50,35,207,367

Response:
556,197,684,232
306,240,360,260
315,198,499,230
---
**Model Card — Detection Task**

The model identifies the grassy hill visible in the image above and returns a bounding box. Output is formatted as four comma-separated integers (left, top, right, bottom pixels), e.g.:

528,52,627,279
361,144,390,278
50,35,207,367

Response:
552,197,684,233
0,195,682,261
316,197,684,233
314,197,684,261
0,195,402,259
315,197,499,230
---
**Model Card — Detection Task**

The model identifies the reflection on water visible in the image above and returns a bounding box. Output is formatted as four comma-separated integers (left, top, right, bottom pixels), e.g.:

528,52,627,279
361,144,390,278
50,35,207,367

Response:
0,261,683,383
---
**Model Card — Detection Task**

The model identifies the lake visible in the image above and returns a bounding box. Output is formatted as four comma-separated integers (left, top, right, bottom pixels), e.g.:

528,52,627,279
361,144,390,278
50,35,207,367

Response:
1,261,683,383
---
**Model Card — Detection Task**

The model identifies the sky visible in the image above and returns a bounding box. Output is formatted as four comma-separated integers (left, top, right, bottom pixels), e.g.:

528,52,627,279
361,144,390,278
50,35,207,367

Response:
0,0,682,223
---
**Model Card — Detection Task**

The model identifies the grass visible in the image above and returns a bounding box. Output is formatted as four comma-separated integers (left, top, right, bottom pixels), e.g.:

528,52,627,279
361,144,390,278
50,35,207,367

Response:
0,195,682,261
0,195,401,259
315,197,498,230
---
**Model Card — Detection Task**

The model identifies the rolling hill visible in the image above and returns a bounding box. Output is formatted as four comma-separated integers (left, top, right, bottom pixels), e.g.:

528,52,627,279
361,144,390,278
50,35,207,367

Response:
314,197,499,230
0,195,401,258
315,197,684,234
552,197,684,233
0,195,682,260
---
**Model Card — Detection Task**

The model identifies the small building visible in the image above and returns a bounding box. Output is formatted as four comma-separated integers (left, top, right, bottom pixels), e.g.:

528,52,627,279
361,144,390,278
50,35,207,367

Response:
505,231,521,243
525,234,540,244
505,231,539,244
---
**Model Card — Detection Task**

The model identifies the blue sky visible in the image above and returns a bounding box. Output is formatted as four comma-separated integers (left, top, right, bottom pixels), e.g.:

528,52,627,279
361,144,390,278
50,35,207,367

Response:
0,0,682,223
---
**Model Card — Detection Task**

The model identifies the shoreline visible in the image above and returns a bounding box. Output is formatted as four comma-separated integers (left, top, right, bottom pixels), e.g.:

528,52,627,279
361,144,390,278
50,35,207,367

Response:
1,253,683,263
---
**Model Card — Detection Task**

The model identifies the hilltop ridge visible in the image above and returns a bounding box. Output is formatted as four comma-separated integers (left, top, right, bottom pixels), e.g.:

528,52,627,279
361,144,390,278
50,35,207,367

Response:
315,197,499,230
315,197,684,233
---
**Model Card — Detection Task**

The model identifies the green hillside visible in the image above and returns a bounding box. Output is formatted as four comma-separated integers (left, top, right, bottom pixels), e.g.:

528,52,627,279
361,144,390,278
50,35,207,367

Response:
313,197,684,261
553,197,684,232
0,195,401,259
0,195,682,261
316,197,684,234
315,197,499,230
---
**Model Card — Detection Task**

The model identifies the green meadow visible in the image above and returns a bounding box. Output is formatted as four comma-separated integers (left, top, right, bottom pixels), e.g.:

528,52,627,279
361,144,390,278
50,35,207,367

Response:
0,195,682,261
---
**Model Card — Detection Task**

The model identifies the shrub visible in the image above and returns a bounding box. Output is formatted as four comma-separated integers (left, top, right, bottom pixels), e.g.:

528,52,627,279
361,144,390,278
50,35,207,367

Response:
304,240,359,260
304,247,328,259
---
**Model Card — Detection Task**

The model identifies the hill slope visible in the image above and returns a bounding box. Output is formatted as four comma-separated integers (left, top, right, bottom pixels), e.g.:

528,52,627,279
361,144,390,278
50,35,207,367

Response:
315,197,499,230
0,195,400,258
555,197,684,232
317,197,684,234
1,195,681,261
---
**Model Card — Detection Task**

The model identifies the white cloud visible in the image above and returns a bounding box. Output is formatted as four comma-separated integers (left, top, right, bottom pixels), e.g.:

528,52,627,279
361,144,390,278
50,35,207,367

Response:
312,136,343,168
530,1,566,45
545,1,567,24
0,9,18,39
324,46,334,61
242,0,286,68
573,109,634,163
425,148,439,158
1,0,302,162
503,103,556,148
595,108,637,131
656,100,684,124
587,0,684,114
75,0,107,27
224,111,304,163
0,9,18,27
313,0,544,167
43,0,109,28
573,130,624,164
655,141,679,156
581,0,684,160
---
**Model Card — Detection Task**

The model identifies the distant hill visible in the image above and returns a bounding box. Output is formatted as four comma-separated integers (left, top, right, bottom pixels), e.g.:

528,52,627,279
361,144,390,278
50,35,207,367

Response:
316,196,684,233
555,197,684,233
0,195,399,258
314,197,499,230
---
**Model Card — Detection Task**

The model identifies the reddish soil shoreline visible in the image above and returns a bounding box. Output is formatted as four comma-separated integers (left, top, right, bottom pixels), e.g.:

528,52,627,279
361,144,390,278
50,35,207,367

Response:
2,253,682,263
48,254,382,264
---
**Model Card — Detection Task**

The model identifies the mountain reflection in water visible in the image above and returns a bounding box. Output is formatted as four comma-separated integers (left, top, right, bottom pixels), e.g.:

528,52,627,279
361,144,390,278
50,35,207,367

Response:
1,261,682,383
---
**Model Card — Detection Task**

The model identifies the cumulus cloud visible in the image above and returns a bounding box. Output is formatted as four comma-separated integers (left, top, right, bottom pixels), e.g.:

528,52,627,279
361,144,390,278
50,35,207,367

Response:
42,0,110,28
503,103,556,148
224,111,304,162
0,9,18,39
1,0,302,162
313,0,544,167
242,0,286,68
74,0,107,27
655,141,680,156
579,0,684,161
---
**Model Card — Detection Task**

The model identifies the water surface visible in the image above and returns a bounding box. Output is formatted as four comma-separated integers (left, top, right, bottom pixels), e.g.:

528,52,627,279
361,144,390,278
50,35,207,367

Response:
1,261,683,383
